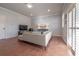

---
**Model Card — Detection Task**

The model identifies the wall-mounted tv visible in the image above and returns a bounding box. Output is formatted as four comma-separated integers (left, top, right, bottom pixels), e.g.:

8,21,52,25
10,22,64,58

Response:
19,25,28,31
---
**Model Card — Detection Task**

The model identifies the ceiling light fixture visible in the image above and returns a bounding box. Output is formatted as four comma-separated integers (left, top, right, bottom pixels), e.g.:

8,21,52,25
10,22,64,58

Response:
48,9,50,12
26,3,32,8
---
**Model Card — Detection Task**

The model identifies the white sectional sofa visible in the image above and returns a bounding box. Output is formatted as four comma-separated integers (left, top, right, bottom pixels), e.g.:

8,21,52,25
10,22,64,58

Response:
18,31,52,47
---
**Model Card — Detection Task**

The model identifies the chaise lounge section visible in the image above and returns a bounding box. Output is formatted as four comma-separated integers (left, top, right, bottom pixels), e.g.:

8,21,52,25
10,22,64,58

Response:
18,31,52,47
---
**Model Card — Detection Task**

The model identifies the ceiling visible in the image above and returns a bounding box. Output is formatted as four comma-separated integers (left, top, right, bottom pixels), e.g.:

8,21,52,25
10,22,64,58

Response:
0,3,63,17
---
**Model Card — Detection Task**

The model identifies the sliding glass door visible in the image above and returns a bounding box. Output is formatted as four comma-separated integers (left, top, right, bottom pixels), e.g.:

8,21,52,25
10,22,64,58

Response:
67,6,76,54
68,3,79,56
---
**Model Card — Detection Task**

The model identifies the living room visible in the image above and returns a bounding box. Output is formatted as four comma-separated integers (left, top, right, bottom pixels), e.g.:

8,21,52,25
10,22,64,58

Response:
0,3,76,56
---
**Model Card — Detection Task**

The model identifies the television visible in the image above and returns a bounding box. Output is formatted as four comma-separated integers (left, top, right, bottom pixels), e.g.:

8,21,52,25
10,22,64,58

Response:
19,25,28,31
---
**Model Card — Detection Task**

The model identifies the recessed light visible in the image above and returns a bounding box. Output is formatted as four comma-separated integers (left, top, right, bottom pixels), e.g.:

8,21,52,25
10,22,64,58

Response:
26,3,32,8
48,9,50,12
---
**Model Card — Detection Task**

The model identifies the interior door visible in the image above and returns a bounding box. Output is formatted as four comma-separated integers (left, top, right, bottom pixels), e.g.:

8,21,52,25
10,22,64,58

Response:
0,15,6,39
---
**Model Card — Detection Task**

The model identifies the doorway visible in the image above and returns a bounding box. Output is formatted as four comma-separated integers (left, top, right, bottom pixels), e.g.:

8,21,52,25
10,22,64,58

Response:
0,15,6,39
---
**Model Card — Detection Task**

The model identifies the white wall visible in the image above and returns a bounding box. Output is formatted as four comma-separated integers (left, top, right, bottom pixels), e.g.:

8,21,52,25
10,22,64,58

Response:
31,15,62,36
0,7,31,39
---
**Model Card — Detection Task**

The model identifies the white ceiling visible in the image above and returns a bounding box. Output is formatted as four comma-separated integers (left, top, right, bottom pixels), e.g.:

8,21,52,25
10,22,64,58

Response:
0,3,63,17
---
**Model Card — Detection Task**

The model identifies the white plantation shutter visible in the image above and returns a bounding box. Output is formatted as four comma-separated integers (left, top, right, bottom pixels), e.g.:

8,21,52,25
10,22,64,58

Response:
76,4,79,55
72,7,76,51
68,11,73,47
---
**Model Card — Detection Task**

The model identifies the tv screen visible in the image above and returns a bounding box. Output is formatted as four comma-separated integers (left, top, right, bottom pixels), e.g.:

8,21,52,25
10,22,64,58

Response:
19,25,28,30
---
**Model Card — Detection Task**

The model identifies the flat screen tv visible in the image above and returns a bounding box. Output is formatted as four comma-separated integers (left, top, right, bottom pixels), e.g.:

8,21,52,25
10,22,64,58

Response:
19,25,28,31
